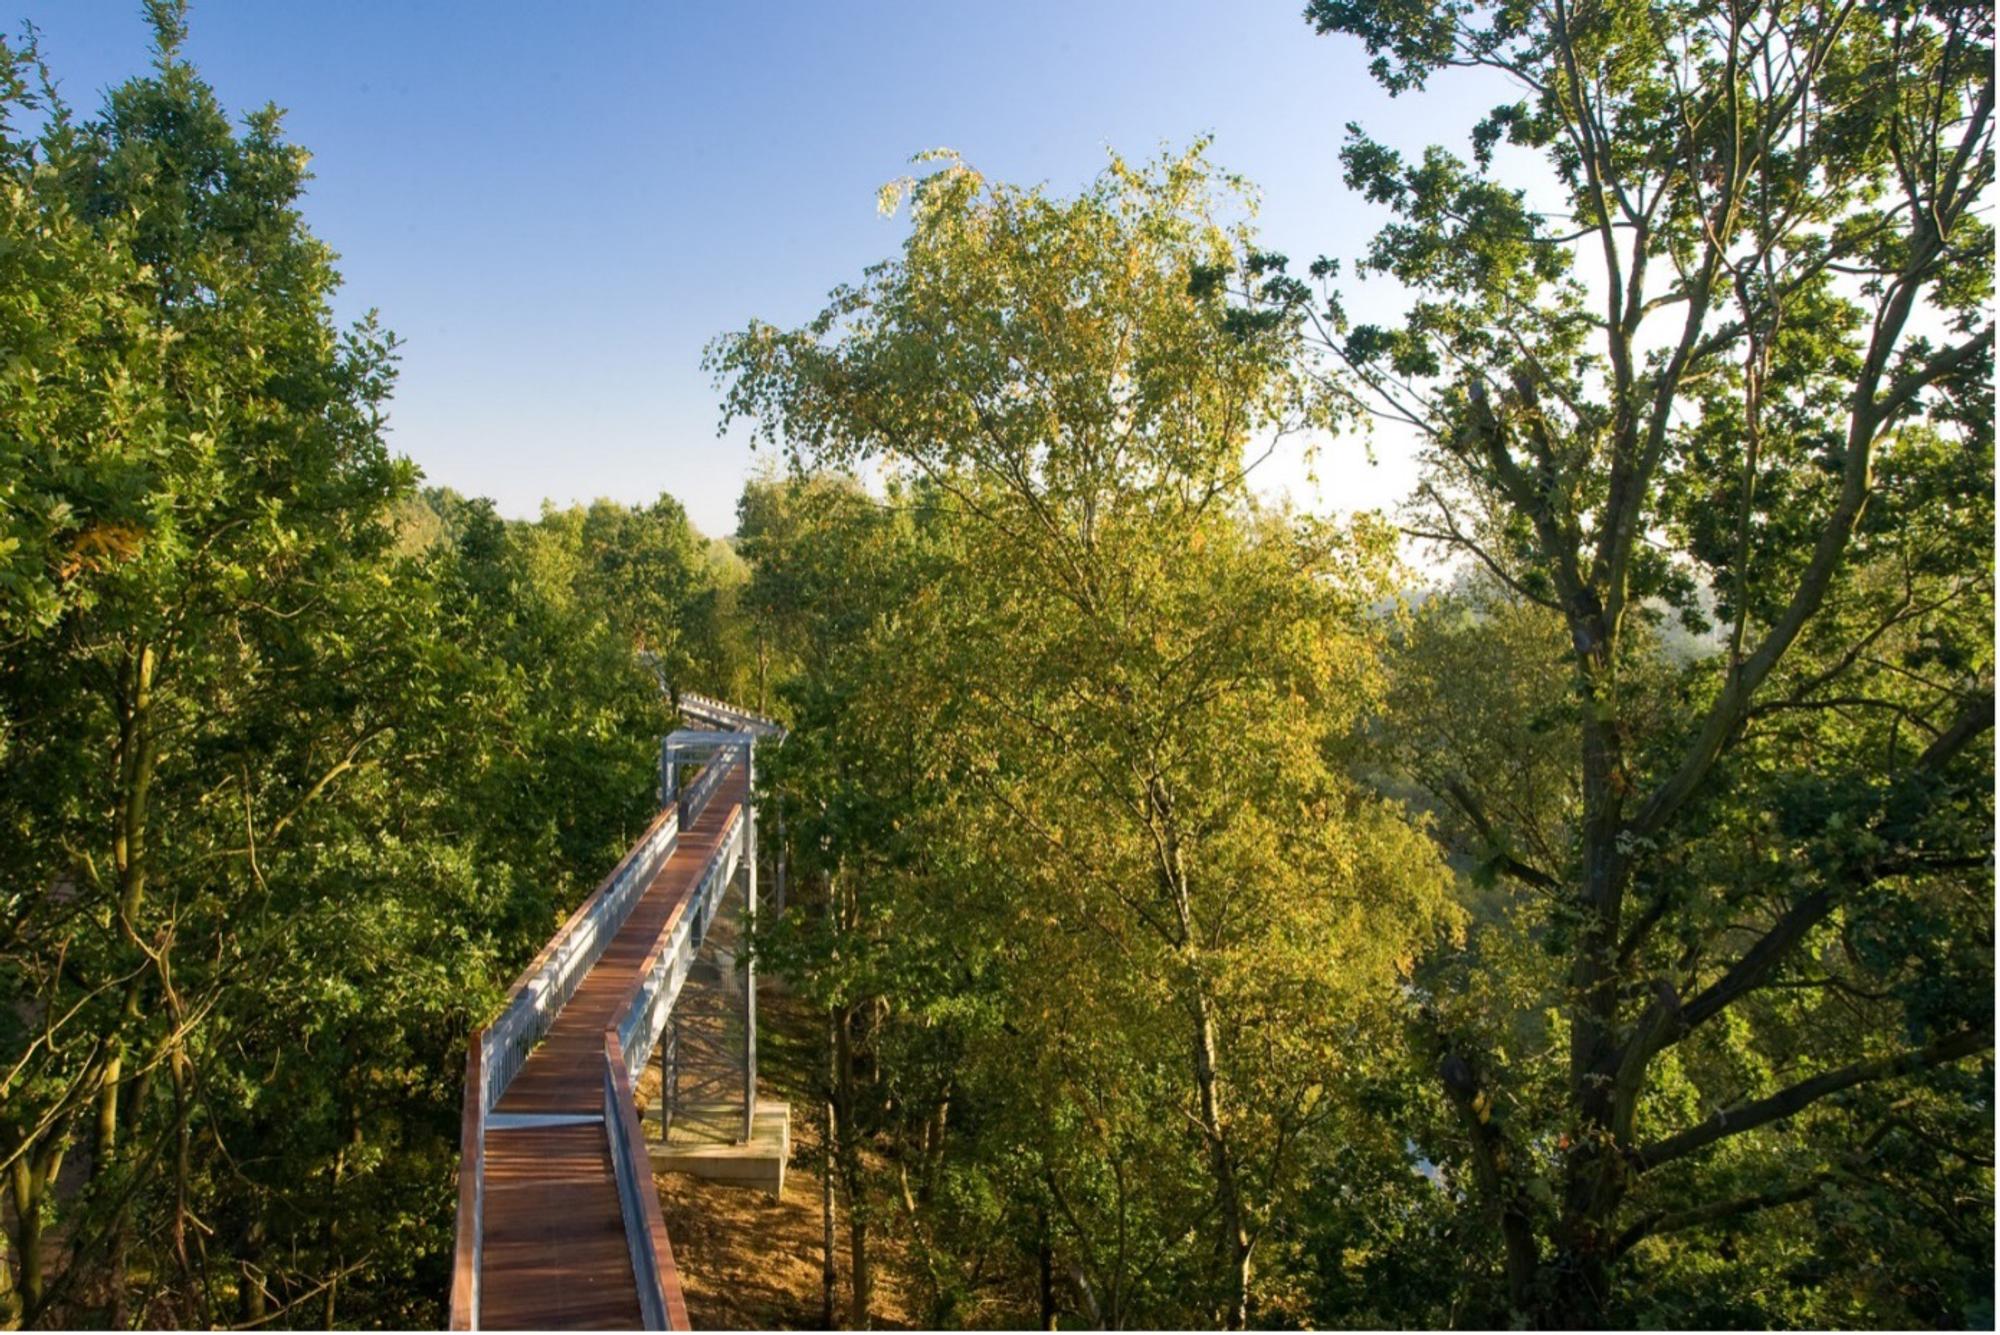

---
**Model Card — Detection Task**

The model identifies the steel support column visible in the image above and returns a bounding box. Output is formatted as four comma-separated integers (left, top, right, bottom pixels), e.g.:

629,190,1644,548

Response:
774,813,787,918
657,737,677,809
742,744,758,1143
659,1018,678,1141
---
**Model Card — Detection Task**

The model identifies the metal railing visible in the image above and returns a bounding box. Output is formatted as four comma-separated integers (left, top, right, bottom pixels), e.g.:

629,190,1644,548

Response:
451,691,771,1331
604,1032,679,1330
678,691,784,738
605,759,747,1328
482,806,682,1103
614,804,744,1081
677,742,742,829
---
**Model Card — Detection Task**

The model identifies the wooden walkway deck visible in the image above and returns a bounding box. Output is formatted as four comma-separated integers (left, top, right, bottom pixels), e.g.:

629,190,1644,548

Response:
477,762,747,1330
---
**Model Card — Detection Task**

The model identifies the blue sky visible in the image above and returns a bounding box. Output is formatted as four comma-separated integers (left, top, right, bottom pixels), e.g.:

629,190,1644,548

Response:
14,2,1508,537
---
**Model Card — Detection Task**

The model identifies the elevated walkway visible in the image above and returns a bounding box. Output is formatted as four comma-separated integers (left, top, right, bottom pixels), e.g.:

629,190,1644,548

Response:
479,767,743,1328
451,695,783,1331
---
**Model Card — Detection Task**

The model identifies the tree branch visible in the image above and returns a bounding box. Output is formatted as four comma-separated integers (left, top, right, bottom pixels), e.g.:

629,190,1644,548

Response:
1874,324,1995,427
1435,1049,1540,1308
1612,1172,1832,1257
1443,775,1562,891
1635,687,1991,1058
1632,1025,1993,1173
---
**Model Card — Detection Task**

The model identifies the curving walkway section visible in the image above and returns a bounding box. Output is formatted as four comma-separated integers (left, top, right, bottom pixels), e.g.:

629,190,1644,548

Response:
453,695,778,1331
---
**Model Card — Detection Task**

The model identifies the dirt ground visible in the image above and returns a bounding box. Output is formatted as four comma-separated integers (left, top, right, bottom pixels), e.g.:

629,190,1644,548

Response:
646,978,916,1331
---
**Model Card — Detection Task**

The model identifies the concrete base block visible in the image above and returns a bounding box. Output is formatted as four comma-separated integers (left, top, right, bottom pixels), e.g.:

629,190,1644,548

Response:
647,1098,790,1198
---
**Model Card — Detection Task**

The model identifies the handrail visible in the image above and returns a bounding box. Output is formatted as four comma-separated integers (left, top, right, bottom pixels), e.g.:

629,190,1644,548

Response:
603,754,748,1331
449,799,682,1329
678,691,785,739
605,1032,683,1330
482,803,681,1106
449,1044,483,1330
451,693,765,1329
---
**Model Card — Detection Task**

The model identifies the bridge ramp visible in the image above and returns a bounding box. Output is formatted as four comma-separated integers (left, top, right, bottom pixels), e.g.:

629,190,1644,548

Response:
476,765,745,1328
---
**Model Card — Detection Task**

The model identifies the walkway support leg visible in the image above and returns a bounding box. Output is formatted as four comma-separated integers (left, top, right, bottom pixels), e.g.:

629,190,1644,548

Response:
775,814,787,918
658,740,679,811
742,746,758,1144
660,1020,678,1141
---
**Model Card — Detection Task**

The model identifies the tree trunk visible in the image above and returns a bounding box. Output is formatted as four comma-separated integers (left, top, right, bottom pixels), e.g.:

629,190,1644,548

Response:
821,1097,838,1331
9,1152,47,1322
755,635,769,716
91,641,161,1325
95,1055,122,1169
105,1064,152,1329
847,1212,871,1332
1189,990,1251,1329
821,860,844,1331
1038,1208,1056,1330
237,1217,268,1328
113,643,159,938
322,1119,354,1330
97,644,159,1165
920,1094,949,1205
1532,587,1629,1331
820,1098,837,1331
0,1223,18,1330
1537,1247,1610,1329
832,1007,871,1329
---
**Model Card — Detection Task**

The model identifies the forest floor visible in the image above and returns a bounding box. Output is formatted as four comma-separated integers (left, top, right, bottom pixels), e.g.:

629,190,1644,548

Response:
638,967,917,1330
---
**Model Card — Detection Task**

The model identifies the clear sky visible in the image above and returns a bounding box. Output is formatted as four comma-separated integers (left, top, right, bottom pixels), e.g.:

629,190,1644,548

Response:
14,2,1509,538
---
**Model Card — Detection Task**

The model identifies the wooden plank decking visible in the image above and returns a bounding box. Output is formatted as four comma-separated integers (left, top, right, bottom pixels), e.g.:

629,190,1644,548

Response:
480,1125,641,1329
477,761,747,1330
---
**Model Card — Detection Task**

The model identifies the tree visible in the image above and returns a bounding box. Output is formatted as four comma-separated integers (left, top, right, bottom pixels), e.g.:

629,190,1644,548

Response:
570,493,712,689
733,471,953,1328
0,7,409,1319
1300,0,1994,1322
711,146,1458,1328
